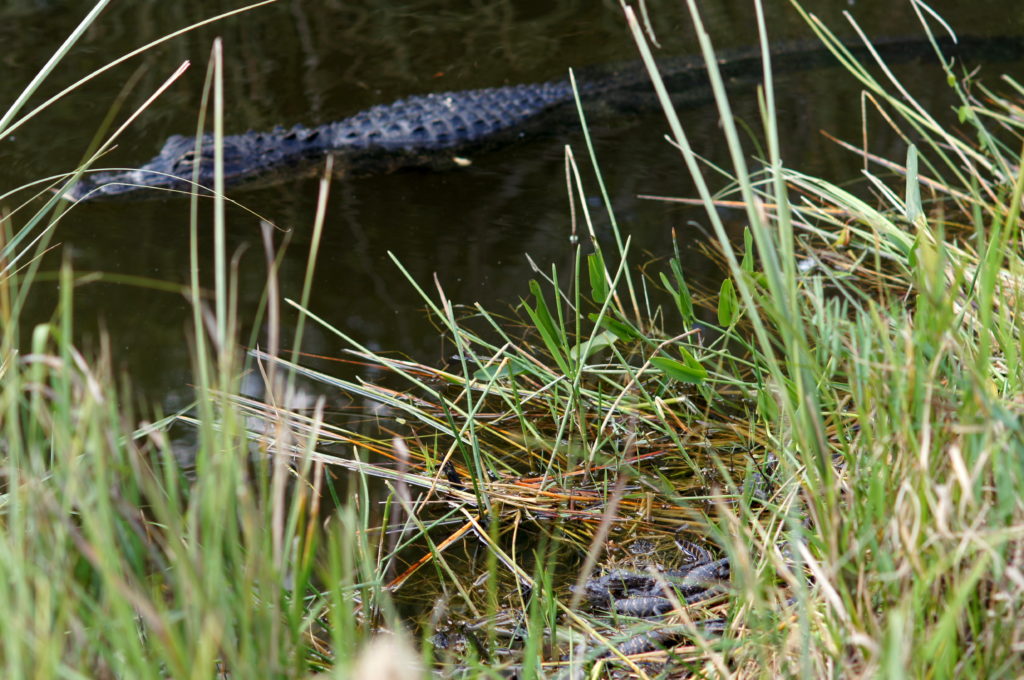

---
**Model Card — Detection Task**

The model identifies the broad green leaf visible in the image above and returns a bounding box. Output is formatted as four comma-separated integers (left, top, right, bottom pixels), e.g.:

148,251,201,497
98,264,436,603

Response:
524,280,569,374
718,278,738,327
588,251,609,304
663,259,694,326
473,357,533,381
741,227,754,273
589,313,641,342
570,329,619,362
651,356,705,385
677,345,706,377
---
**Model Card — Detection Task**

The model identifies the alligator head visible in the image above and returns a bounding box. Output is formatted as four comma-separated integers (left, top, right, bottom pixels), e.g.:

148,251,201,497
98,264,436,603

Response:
65,124,329,201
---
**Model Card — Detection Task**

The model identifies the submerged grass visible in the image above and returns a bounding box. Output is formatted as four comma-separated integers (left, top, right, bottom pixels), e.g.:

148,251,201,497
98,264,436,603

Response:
3,0,1024,678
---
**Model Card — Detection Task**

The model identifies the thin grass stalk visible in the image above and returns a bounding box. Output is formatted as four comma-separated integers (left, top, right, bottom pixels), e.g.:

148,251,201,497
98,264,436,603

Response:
754,0,797,315
188,43,217,465
259,222,286,570
907,2,1015,184
212,39,228,361
282,295,474,427
569,69,641,324
0,0,112,134
1,63,188,278
849,12,1006,193
434,278,494,507
681,2,835,482
623,4,837,527
0,1,274,143
621,3,779,387
679,0,791,304
285,156,332,400
792,3,999,209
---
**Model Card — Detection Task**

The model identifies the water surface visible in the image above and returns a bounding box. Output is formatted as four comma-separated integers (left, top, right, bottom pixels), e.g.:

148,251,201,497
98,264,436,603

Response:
2,0,1021,407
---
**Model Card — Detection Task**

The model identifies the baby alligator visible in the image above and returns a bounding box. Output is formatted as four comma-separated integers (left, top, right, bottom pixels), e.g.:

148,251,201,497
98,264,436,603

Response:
579,556,730,617
63,35,1022,201
576,539,730,659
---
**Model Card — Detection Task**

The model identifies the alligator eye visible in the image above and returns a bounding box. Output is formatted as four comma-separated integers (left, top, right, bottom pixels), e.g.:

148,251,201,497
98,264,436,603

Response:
174,151,195,169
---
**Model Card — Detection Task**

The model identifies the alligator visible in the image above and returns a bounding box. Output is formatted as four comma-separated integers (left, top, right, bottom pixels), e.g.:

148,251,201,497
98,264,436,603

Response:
64,35,1023,202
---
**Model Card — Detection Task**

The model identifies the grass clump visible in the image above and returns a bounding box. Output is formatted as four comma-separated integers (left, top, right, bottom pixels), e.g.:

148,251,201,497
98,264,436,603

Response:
4,0,1024,678
0,5,403,678
271,2,1024,677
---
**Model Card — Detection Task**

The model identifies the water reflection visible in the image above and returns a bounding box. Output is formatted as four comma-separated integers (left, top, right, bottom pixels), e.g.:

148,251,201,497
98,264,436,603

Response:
1,0,1022,406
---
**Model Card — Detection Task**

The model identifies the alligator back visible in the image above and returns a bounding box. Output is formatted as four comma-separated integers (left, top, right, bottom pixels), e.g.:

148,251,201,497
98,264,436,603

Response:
327,80,575,151
67,80,578,200
64,34,1024,201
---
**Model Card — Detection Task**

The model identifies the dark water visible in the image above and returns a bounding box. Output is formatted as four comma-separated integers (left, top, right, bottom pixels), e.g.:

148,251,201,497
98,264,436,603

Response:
2,0,1023,409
